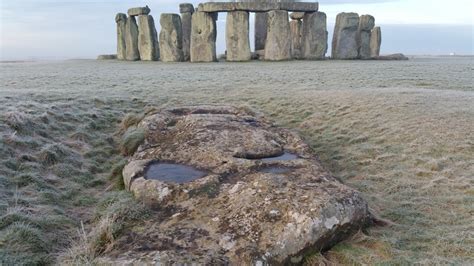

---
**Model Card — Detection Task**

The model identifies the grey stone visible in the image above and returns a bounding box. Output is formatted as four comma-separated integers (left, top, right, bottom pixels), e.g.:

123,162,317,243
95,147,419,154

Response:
332,12,359,59
197,2,318,12
290,20,302,59
370,26,382,58
125,16,140,61
115,13,127,60
190,11,217,62
290,12,305,20
265,10,292,61
254,12,268,51
226,11,251,62
375,53,408,60
97,54,117,60
138,15,159,61
128,6,151,17
357,15,375,59
301,11,327,60
159,14,183,62
119,105,371,264
179,3,195,13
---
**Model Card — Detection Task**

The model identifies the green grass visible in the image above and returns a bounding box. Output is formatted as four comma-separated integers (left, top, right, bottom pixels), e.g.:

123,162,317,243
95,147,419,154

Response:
0,58,472,264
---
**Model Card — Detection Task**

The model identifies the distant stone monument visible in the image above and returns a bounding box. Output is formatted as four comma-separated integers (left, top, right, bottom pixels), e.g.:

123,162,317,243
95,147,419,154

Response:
190,11,217,62
226,11,251,61
180,4,195,61
289,12,303,59
264,10,292,61
370,26,382,58
159,14,184,62
115,13,127,60
301,11,327,60
124,15,140,61
357,15,375,59
332,12,360,59
138,14,159,61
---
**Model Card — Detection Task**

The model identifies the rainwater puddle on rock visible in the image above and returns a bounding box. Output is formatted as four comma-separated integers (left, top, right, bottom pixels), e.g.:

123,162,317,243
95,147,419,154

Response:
259,166,292,174
260,152,298,162
144,163,207,183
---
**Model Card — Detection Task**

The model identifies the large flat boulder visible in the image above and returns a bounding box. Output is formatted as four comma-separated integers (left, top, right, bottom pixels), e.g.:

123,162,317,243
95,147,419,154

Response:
197,2,319,12
116,105,371,264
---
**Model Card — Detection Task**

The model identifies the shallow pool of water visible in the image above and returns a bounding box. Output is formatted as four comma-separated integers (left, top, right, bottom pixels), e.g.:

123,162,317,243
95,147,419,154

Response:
144,163,207,183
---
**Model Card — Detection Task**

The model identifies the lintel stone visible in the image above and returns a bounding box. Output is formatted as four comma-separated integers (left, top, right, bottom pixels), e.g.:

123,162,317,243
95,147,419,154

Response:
197,2,319,13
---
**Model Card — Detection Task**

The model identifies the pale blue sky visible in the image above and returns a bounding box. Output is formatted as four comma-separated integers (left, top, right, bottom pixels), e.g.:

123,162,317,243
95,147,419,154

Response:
0,0,473,60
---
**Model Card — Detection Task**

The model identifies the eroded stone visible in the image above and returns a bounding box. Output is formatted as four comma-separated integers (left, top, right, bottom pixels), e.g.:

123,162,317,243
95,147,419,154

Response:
332,12,359,59
125,16,140,61
159,13,183,62
115,13,127,60
357,15,375,59
226,11,251,62
190,11,217,62
265,10,292,61
138,15,159,61
370,26,382,58
117,105,371,264
301,11,327,60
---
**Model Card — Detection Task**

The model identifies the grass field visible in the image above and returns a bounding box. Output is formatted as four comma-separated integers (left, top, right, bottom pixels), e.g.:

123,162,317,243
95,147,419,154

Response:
0,57,473,264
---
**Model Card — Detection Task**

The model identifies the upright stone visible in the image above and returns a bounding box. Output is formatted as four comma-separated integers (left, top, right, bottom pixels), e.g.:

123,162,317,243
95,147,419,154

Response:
190,11,217,62
332,12,359,59
289,20,302,59
125,16,140,61
265,10,292,61
301,11,327,60
138,15,159,61
370,26,382,58
115,13,127,60
159,14,183,62
180,4,195,61
357,15,375,59
226,11,251,61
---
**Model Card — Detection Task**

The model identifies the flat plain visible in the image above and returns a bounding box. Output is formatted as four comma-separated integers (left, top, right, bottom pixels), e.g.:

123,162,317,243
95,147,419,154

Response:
0,57,473,264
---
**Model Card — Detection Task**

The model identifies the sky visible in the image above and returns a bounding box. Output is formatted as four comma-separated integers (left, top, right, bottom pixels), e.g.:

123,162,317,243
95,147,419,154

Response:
0,0,473,60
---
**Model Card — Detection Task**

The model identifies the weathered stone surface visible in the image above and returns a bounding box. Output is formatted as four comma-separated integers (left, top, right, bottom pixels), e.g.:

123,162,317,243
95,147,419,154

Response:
190,11,217,62
290,11,305,20
226,11,251,61
197,2,319,12
357,15,375,59
115,13,127,60
159,14,183,62
97,54,117,60
128,6,150,17
332,12,359,59
118,105,371,264
138,15,159,61
125,16,140,61
179,3,195,13
180,5,194,62
254,12,268,51
290,20,302,59
370,26,382,58
375,53,408,60
265,10,292,61
301,11,327,60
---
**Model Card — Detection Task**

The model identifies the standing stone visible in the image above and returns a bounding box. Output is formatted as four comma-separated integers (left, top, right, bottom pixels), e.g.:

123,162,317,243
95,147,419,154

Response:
226,11,251,61
159,14,184,62
289,20,302,59
332,12,360,59
190,11,217,62
254,0,297,51
125,16,140,61
301,11,327,60
138,15,159,61
115,13,127,60
265,10,292,61
357,15,375,59
180,4,195,61
370,26,382,58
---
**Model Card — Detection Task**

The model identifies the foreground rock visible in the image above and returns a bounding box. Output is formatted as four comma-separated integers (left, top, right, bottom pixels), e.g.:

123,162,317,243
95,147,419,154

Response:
190,12,217,62
159,14,183,62
265,10,292,61
332,12,359,59
226,11,251,61
115,13,127,60
116,105,371,264
138,15,159,61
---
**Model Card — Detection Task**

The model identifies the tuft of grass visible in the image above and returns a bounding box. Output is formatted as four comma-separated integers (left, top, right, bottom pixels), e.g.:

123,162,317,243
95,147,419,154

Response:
118,113,144,134
119,127,145,156
108,159,128,190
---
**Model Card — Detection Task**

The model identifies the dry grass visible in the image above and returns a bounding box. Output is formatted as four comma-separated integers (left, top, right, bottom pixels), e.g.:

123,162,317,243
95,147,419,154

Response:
0,57,472,264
